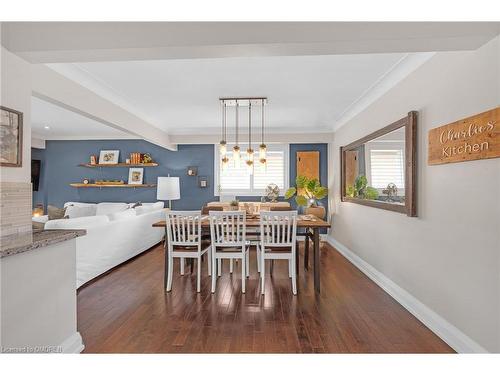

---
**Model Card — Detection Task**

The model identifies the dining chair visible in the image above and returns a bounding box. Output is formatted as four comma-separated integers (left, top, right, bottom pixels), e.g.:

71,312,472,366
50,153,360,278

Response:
269,205,299,274
209,210,250,293
259,210,298,295
165,210,211,293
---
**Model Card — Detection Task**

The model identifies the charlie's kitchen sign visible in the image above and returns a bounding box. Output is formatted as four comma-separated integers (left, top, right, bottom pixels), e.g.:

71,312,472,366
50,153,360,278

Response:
428,107,499,165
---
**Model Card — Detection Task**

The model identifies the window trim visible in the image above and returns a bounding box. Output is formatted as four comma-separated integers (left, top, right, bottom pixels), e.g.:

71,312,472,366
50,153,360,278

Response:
214,143,289,197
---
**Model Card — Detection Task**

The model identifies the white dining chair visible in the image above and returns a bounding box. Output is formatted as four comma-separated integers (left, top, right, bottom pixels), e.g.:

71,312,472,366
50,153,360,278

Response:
209,211,250,293
259,210,298,295
165,210,211,293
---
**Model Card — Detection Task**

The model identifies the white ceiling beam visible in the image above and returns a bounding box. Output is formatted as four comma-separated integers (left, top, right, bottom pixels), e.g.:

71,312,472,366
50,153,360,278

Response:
2,22,499,63
31,64,177,151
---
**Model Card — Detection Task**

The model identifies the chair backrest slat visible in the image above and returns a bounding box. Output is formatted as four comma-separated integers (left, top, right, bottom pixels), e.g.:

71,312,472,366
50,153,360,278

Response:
209,210,246,247
166,211,202,248
260,210,297,247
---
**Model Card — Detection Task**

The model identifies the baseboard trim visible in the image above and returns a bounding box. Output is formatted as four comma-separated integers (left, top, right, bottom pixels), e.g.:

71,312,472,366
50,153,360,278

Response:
326,236,488,353
60,331,85,353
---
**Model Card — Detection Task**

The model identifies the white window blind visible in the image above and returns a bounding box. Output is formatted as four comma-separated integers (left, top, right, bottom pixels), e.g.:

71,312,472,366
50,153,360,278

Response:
369,149,405,189
215,144,288,196
253,151,286,190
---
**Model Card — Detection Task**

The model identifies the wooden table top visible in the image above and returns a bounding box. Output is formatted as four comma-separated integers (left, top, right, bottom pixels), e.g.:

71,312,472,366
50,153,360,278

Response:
152,215,331,229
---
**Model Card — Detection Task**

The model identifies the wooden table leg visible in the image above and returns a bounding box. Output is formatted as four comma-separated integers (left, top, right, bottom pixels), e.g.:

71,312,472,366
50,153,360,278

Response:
164,229,169,291
313,228,320,294
304,232,309,270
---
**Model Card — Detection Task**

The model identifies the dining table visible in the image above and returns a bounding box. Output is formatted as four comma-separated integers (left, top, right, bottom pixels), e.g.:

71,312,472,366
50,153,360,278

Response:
152,214,331,294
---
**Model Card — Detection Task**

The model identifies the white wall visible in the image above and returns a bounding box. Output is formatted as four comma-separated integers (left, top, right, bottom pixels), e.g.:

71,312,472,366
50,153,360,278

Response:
0,46,32,183
329,36,500,352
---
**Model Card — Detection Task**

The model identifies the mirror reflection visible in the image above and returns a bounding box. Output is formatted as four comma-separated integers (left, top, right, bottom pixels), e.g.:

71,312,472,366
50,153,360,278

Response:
344,127,406,205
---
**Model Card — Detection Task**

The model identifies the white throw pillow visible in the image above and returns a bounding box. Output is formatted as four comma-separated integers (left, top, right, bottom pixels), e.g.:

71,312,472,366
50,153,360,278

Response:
107,209,136,221
45,215,109,230
95,202,129,216
65,204,97,219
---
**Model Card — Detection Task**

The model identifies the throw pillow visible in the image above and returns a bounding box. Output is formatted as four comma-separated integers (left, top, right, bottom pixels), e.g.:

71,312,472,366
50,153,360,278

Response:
128,202,142,209
65,204,97,219
47,205,67,220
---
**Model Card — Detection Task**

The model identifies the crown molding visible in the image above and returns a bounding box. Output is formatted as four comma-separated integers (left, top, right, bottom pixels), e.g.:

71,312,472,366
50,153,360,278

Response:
332,52,435,132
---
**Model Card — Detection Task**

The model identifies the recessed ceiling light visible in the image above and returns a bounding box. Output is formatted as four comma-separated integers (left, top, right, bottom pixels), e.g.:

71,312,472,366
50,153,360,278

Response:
44,125,50,130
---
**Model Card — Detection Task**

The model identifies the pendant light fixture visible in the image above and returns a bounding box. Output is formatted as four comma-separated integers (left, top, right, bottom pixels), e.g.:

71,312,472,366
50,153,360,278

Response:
246,102,254,174
218,97,267,173
233,100,241,167
259,98,267,169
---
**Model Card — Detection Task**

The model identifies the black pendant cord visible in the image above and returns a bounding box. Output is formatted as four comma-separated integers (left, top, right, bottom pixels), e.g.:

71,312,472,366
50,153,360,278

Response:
261,99,264,145
235,101,239,146
248,102,252,150
223,102,227,141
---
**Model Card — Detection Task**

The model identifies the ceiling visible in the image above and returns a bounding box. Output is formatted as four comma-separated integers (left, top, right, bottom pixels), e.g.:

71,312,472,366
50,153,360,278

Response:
10,22,497,142
47,52,409,135
31,96,134,140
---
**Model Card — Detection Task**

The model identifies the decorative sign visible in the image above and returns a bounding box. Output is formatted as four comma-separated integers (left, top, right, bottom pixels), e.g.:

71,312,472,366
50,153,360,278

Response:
428,107,499,165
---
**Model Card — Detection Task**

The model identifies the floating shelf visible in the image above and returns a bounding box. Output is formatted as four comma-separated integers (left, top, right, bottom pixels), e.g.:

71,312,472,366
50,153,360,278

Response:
79,163,159,168
70,183,156,188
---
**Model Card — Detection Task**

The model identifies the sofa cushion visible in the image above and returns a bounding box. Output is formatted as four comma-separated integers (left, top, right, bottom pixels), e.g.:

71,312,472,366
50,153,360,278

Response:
65,204,98,219
108,209,137,221
95,202,129,216
135,201,164,215
45,215,110,230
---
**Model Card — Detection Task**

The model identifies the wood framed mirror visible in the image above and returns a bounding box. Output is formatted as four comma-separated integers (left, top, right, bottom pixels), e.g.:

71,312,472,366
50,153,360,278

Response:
340,111,418,217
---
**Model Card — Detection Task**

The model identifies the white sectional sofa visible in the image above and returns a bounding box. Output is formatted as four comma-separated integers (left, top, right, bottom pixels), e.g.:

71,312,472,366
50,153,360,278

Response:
44,202,166,288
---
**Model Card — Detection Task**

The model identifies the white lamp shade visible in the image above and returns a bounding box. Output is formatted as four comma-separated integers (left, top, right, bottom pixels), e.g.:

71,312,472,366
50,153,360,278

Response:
157,177,180,201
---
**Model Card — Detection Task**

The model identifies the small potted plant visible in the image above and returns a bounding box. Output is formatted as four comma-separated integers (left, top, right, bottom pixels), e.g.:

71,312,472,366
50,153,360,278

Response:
346,175,379,200
285,176,328,219
229,200,240,210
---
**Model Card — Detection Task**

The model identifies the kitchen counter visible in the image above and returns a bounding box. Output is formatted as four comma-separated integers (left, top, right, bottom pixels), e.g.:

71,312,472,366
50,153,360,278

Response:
0,229,86,258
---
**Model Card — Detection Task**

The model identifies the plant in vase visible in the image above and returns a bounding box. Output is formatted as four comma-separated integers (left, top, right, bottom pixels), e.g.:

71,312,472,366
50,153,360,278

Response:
346,175,379,200
229,200,240,210
285,176,328,218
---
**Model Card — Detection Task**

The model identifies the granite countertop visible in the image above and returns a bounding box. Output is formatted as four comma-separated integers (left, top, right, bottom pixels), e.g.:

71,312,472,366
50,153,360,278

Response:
0,229,86,258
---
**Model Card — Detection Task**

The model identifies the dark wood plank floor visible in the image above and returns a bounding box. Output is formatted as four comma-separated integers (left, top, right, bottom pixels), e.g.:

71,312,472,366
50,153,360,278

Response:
77,242,454,353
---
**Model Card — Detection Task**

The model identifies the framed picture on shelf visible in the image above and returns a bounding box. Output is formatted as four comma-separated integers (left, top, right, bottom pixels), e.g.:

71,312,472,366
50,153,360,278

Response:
0,106,23,167
99,150,119,164
128,168,144,185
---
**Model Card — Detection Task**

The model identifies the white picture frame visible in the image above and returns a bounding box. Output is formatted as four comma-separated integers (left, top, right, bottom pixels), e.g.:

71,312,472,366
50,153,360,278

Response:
128,168,144,185
99,150,119,164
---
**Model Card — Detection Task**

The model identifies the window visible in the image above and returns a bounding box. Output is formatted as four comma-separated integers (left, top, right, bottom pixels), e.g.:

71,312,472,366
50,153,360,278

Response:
215,144,289,196
369,149,405,189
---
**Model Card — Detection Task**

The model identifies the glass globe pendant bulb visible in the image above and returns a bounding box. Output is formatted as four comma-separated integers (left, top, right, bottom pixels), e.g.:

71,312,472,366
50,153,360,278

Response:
259,157,267,171
246,147,254,158
233,145,241,167
246,159,254,175
259,144,267,160
219,140,227,156
221,156,229,171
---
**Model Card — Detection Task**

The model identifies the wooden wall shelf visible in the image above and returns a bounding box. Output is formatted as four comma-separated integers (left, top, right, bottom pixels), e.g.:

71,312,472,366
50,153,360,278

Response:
70,183,156,188
79,163,159,168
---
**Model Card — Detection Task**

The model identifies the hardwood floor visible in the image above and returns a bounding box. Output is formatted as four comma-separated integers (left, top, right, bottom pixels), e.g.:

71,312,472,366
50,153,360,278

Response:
77,242,454,353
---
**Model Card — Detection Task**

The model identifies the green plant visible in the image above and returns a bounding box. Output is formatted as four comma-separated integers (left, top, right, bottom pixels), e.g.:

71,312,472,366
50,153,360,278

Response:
285,175,328,207
229,200,239,207
346,175,379,200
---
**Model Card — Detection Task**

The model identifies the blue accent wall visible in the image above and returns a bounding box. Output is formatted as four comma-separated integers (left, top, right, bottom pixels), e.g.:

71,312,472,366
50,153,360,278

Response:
41,140,216,210
37,140,328,213
289,143,329,212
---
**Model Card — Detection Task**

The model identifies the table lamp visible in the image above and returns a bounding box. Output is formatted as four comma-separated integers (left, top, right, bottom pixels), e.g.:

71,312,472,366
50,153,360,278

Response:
157,176,180,209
